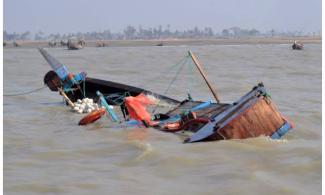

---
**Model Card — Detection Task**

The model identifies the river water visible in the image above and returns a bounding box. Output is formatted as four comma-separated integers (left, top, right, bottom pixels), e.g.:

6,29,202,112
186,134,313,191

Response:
4,44,321,195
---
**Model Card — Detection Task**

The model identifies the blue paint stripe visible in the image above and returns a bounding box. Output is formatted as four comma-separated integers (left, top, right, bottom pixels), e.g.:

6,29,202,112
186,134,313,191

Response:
190,101,212,112
270,122,291,139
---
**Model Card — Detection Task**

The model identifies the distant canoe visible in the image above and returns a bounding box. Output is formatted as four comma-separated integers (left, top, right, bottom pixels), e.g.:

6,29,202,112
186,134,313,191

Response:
292,42,304,50
48,41,56,47
96,41,108,47
68,43,83,50
67,39,85,50
13,41,21,47
60,40,67,46
67,42,83,50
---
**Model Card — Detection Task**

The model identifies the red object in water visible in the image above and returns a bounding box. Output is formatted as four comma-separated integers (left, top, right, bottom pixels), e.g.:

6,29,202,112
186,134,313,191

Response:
161,121,181,131
79,108,106,125
162,118,209,132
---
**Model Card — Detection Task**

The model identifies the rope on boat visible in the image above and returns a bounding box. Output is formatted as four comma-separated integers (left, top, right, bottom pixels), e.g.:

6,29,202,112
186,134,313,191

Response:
4,85,47,96
162,57,188,95
97,55,192,109
152,57,189,114
155,53,201,100
137,54,190,89
83,78,86,97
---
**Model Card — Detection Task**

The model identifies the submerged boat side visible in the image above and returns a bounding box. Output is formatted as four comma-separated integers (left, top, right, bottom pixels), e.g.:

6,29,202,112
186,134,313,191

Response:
65,77,180,105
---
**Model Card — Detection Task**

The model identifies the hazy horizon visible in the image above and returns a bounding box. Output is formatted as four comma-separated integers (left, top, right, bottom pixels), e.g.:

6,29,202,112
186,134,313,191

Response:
4,0,322,34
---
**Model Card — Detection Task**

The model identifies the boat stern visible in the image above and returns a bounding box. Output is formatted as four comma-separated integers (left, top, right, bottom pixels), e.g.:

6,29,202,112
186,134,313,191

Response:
185,83,293,143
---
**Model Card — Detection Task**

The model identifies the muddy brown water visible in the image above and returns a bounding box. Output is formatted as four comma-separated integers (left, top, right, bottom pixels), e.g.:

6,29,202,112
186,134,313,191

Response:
4,43,321,195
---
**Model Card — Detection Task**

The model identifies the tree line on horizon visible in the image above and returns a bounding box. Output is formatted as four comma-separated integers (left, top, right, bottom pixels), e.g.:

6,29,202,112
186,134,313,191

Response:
3,25,320,41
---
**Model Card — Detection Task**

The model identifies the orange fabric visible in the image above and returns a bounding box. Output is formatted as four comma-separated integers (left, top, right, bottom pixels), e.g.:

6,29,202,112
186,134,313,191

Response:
132,93,153,105
124,93,153,124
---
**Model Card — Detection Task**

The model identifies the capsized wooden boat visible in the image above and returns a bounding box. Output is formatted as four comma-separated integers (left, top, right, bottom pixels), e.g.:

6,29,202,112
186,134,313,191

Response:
39,48,293,143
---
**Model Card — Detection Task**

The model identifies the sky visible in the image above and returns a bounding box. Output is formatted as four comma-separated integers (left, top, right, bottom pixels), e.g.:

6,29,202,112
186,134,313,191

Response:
4,0,322,34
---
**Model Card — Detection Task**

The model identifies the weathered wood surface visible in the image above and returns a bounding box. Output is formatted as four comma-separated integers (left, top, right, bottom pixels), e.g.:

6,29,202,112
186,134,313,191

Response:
207,97,284,141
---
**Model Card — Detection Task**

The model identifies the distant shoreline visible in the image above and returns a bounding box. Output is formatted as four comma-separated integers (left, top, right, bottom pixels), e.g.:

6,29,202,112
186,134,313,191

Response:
3,36,321,48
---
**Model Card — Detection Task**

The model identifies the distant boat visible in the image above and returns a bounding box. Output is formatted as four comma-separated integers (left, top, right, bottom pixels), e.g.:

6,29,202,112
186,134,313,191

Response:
96,41,108,47
48,41,57,47
156,42,164,46
292,40,304,50
60,40,68,47
67,39,85,50
3,41,6,47
13,41,21,47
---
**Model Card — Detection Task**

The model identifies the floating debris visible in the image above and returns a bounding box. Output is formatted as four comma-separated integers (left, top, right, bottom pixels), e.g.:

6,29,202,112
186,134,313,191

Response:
72,98,100,114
